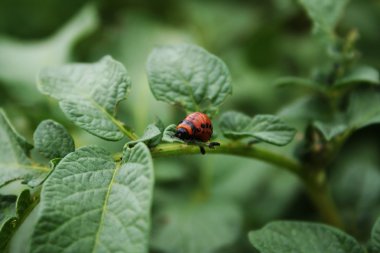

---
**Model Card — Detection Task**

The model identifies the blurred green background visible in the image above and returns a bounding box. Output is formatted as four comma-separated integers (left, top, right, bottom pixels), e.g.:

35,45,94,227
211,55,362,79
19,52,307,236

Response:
1,0,380,252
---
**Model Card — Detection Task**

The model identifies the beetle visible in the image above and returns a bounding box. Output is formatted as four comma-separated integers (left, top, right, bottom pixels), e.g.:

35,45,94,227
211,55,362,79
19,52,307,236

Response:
175,112,220,154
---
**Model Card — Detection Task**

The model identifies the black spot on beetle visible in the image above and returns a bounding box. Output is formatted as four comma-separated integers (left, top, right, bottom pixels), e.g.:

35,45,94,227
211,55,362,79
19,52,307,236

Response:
201,124,206,128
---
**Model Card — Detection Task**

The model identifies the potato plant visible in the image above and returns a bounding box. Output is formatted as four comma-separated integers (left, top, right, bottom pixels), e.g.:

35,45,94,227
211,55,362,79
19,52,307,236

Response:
1,0,380,253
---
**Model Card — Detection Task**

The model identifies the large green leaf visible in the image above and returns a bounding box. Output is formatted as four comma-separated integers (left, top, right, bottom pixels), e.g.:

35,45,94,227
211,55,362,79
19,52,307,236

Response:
0,109,49,187
298,0,349,38
33,119,75,160
147,44,232,116
151,200,241,253
0,190,33,251
219,111,296,146
30,142,154,253
37,56,131,141
249,221,364,253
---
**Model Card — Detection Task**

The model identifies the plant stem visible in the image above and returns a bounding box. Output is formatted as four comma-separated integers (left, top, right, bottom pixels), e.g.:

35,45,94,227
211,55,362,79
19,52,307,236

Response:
148,140,343,227
302,171,344,229
151,140,303,176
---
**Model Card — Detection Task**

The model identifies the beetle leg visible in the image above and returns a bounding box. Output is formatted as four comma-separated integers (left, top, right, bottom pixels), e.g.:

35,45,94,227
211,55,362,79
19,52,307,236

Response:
199,146,206,155
208,142,220,149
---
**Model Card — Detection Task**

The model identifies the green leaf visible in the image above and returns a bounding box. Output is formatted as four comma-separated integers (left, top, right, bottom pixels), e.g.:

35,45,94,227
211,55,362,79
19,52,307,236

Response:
335,66,380,87
313,121,347,141
162,124,185,143
278,96,333,123
147,44,232,116
37,56,131,141
298,0,349,38
30,143,154,253
0,109,49,187
370,217,380,253
347,89,380,129
33,119,75,160
151,200,241,253
249,221,364,253
219,111,296,146
0,190,33,251
275,76,325,93
126,123,162,148
331,138,380,228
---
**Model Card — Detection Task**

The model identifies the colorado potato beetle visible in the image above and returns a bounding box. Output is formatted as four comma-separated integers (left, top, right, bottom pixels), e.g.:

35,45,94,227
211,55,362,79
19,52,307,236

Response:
175,112,219,154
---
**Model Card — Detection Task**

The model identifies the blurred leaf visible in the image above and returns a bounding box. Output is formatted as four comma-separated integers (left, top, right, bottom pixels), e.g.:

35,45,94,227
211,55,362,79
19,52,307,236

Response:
298,0,349,39
38,56,131,141
331,139,380,236
31,143,154,253
313,121,347,141
0,190,32,251
0,4,98,102
33,119,75,160
278,96,333,123
211,156,300,222
0,109,48,187
347,89,380,129
0,0,89,38
275,76,325,93
335,66,380,87
249,221,363,253
126,123,162,148
162,124,185,143
0,195,16,224
7,200,39,253
147,44,232,116
369,217,380,253
219,111,296,146
151,200,241,253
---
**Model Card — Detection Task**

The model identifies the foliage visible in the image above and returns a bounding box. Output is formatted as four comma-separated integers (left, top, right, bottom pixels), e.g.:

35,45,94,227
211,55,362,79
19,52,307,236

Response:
1,0,380,253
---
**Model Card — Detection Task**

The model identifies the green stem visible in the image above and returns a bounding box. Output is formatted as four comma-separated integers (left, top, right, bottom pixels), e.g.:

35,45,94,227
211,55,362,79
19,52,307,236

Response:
151,141,303,176
148,140,343,227
302,171,344,228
